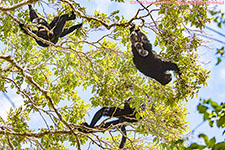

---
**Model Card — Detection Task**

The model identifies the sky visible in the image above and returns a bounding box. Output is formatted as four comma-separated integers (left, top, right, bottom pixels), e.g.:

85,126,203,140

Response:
0,0,225,149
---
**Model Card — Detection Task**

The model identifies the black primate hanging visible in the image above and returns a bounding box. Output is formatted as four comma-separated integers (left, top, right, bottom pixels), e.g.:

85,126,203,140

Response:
130,25,181,85
78,98,142,149
19,5,82,47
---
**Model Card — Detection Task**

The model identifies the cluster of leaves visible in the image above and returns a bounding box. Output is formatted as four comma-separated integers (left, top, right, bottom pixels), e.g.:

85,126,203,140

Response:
170,99,225,150
198,99,225,128
179,7,225,150
208,8,225,65
0,0,213,149
189,6,225,149
186,99,225,149
209,9,225,28
186,133,225,150
156,2,210,102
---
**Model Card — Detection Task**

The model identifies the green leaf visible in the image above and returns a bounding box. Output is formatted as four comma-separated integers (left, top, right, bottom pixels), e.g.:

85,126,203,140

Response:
211,101,220,111
208,137,216,148
197,104,208,113
209,120,214,127
199,134,209,144
188,143,199,149
216,115,225,127
218,22,222,28
203,112,209,120
216,57,221,65
115,15,120,21
214,141,225,149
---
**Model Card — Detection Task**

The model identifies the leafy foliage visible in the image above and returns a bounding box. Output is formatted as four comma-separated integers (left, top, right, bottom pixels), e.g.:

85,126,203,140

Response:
198,99,225,129
209,8,225,28
208,7,225,65
186,133,225,150
0,0,212,149
171,99,225,150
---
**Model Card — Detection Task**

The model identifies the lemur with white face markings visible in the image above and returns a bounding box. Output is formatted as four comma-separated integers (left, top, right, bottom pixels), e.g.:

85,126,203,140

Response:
130,25,181,85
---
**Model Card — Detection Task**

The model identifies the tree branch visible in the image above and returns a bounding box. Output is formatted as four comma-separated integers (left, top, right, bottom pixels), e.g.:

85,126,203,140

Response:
0,129,72,138
0,55,81,150
61,0,155,30
0,0,38,12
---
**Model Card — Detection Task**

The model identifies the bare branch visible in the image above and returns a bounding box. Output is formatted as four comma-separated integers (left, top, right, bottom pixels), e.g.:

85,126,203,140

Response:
136,0,161,34
61,0,156,30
